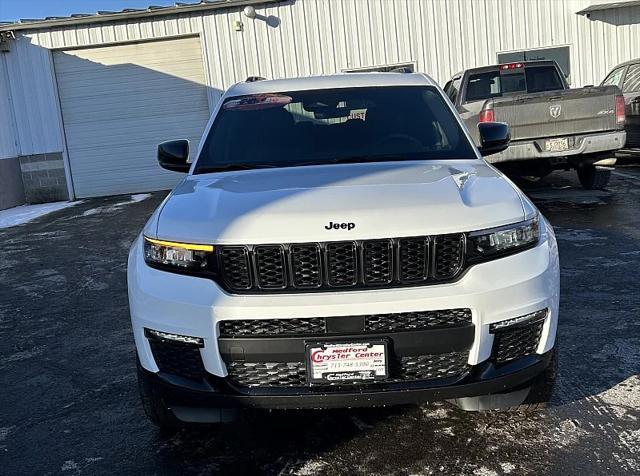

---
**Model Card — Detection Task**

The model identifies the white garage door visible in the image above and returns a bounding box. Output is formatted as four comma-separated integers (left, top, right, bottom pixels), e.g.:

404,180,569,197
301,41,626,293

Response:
54,37,210,198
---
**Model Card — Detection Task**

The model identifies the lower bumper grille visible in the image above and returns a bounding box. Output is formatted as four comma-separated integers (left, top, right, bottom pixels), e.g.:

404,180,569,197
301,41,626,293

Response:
147,336,206,381
219,308,472,337
491,315,545,364
226,352,470,388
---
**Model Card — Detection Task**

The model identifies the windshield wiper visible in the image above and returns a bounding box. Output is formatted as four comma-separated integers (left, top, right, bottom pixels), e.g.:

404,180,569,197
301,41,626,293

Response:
195,163,279,173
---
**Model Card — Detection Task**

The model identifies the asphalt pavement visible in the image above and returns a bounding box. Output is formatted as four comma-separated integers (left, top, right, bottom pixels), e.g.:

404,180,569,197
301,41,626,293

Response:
1,168,639,475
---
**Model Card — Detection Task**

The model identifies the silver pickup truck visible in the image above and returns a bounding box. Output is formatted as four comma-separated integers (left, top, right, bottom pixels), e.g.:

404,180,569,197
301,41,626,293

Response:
444,61,626,189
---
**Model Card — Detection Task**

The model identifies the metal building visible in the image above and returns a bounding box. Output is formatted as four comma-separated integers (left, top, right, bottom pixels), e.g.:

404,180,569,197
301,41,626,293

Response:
0,0,638,206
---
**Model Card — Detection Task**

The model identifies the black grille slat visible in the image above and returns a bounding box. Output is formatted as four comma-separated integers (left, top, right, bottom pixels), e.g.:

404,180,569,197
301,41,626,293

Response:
217,234,465,293
492,319,545,364
220,247,252,290
364,309,472,332
219,318,327,337
391,352,470,382
290,244,322,288
363,239,393,284
225,352,470,388
398,237,429,282
226,362,307,387
218,309,471,337
434,235,464,280
326,242,358,287
148,340,206,381
254,245,286,288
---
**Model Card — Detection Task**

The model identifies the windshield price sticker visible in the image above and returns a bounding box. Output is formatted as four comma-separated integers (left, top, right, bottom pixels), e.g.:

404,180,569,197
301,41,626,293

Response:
223,94,293,111
307,342,388,383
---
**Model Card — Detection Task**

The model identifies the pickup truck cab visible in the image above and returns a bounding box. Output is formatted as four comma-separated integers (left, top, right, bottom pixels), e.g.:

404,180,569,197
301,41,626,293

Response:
444,60,626,189
128,72,560,428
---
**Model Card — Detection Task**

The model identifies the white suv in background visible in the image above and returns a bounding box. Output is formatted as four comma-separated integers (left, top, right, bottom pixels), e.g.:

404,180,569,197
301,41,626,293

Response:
128,72,560,428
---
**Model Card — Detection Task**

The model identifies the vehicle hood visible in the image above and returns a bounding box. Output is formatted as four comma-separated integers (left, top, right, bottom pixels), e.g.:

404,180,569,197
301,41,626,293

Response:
152,160,526,244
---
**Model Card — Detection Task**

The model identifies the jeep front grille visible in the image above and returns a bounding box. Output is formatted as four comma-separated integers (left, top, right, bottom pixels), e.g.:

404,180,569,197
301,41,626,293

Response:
215,234,465,293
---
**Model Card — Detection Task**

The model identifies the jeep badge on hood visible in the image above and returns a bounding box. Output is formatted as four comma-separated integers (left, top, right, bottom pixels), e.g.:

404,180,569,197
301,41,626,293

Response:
325,221,356,230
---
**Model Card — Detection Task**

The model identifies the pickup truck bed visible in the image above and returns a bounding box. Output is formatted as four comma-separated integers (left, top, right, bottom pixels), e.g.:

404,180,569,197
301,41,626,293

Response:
487,85,625,163
444,61,626,189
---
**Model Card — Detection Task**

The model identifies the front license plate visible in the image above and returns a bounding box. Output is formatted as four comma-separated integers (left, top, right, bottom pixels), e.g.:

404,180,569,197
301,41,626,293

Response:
545,137,569,152
306,341,388,384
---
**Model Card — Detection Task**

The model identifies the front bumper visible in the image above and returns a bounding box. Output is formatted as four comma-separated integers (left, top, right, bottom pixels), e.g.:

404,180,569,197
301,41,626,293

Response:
140,350,554,412
487,130,626,164
128,220,559,411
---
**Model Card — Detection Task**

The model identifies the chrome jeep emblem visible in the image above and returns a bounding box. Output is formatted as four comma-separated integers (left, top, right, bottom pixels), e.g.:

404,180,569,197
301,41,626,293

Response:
550,104,562,119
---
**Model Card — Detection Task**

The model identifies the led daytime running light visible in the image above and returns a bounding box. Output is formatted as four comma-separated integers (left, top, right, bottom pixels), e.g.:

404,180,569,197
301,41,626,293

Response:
490,309,548,333
144,328,204,346
144,236,214,252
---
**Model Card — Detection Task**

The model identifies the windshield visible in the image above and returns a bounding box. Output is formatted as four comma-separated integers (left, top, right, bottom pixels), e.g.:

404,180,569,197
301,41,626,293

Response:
194,86,477,173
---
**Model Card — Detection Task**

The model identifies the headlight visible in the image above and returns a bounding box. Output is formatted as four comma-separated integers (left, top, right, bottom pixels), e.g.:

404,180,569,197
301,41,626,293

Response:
467,215,539,261
143,236,213,270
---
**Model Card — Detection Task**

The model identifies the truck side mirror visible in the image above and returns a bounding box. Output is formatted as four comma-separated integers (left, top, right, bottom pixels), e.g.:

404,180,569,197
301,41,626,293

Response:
158,140,190,172
477,122,510,156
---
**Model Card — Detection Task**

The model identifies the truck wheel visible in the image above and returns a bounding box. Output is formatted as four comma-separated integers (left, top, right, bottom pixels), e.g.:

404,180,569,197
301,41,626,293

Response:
137,359,181,431
577,165,612,190
513,346,558,413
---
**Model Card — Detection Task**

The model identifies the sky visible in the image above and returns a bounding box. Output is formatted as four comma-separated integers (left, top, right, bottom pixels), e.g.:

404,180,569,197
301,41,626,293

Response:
0,0,181,22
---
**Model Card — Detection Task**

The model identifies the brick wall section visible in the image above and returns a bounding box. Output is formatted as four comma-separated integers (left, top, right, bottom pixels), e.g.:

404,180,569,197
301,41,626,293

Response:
18,153,69,203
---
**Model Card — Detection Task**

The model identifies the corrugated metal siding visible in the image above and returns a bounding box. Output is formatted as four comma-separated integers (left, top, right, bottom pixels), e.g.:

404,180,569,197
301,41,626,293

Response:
3,34,64,156
1,0,639,160
0,55,18,159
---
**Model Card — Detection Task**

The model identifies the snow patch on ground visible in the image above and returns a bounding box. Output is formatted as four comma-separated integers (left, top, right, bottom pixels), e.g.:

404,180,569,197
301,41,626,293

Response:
473,467,498,476
0,201,80,229
294,459,328,475
130,193,151,202
82,194,151,216
598,375,640,420
500,462,516,474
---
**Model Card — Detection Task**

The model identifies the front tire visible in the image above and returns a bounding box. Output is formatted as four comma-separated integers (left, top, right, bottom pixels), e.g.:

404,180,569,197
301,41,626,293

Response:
451,347,558,412
513,346,558,412
577,165,612,190
137,359,181,430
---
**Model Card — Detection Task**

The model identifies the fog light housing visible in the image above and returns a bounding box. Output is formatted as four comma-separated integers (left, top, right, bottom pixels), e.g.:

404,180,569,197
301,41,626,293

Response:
144,328,204,347
489,308,548,333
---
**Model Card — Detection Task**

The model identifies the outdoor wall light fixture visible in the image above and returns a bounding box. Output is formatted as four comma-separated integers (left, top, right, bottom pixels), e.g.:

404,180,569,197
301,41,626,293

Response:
243,6,257,19
241,5,280,28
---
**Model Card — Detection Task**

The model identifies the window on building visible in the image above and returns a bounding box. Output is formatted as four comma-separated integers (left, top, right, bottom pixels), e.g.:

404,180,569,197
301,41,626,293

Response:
497,45,571,83
623,64,640,93
602,66,626,88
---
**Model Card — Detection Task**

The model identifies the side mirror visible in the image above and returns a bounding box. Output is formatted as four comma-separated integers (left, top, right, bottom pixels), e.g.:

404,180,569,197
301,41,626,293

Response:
477,122,510,156
158,140,190,172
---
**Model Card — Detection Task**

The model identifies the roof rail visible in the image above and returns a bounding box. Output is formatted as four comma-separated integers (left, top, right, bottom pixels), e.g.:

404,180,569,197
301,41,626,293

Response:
245,76,266,82
389,67,413,74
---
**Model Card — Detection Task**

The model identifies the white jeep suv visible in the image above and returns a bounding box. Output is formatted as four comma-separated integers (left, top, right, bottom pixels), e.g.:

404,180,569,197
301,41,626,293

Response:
128,72,560,428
